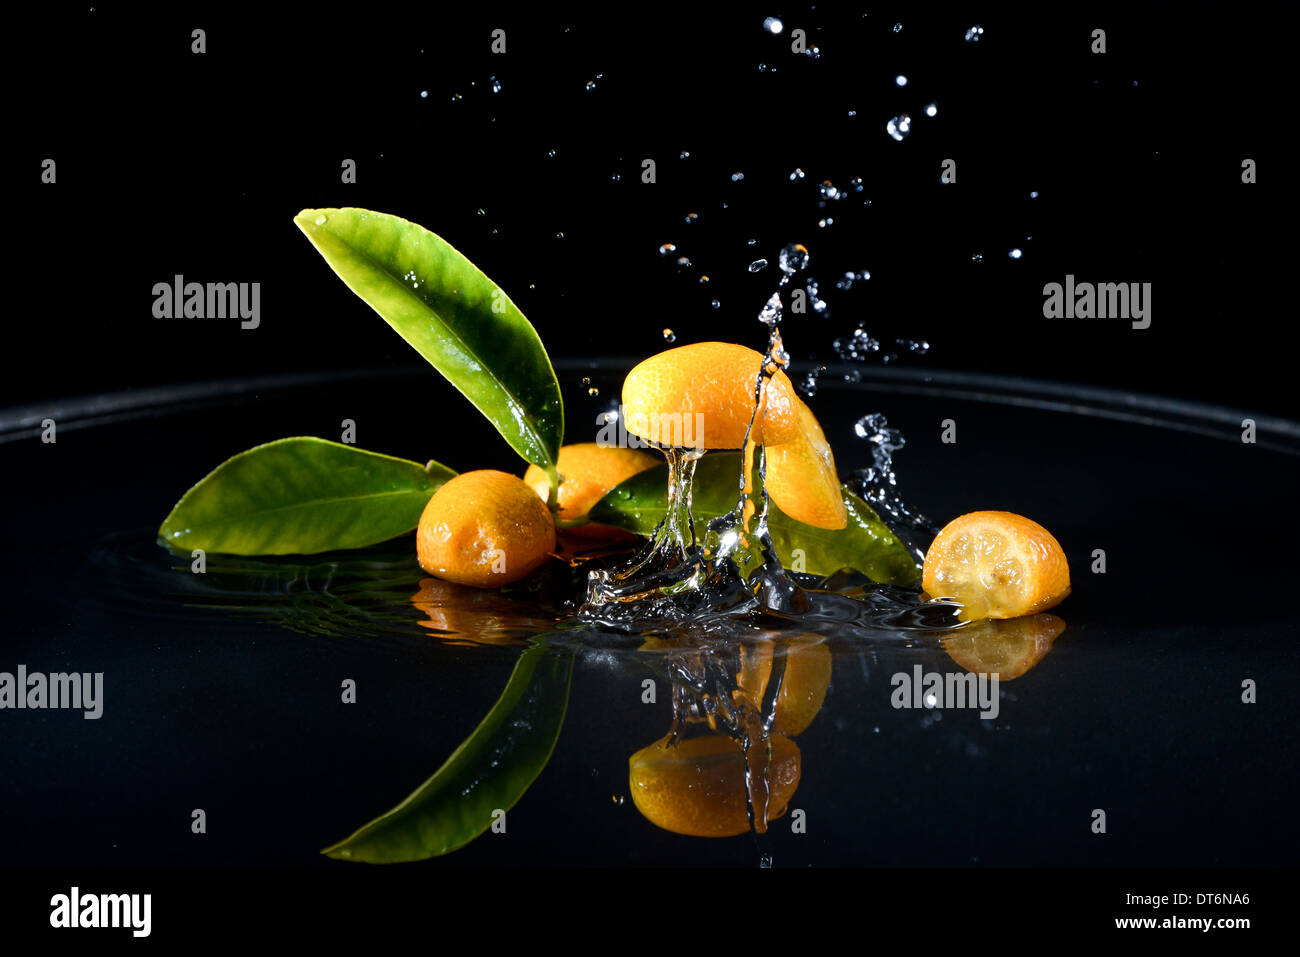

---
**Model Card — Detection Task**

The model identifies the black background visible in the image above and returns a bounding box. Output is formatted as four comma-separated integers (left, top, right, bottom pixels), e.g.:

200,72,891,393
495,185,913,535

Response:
11,2,1287,415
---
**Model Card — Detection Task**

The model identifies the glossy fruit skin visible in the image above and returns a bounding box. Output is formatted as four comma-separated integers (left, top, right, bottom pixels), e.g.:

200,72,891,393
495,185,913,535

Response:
922,510,1070,621
416,470,556,588
522,443,659,539
762,396,848,530
628,732,802,838
621,342,801,449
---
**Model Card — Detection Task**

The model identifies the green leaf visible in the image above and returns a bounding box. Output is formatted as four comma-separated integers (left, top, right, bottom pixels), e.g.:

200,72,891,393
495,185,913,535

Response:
294,208,563,474
588,452,920,585
158,437,455,555
323,643,575,863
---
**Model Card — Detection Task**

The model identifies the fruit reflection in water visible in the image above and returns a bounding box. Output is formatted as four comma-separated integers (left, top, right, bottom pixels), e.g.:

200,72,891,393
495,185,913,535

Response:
735,637,832,735
630,634,829,837
941,613,1066,679
629,732,802,838
410,577,557,646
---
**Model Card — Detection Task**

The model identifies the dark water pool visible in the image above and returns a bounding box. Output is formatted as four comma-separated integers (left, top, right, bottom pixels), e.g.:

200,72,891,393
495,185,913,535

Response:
2,362,1296,867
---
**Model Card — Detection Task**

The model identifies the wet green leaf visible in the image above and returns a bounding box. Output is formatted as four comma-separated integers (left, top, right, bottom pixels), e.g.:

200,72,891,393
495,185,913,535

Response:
294,208,563,474
323,643,574,863
588,452,920,584
159,437,454,555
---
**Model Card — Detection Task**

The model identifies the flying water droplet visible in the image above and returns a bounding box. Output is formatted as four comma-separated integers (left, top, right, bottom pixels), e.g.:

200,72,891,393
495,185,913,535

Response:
893,22,903,33
924,102,938,117
886,113,912,141
971,253,984,263
1008,248,1023,259
419,90,428,99
731,171,745,182
662,328,676,342
897,338,930,354
676,256,692,267
763,16,783,35
490,76,502,94
778,243,809,275
711,299,721,309
749,259,769,272
588,387,600,397
758,292,782,326
789,168,806,181
699,275,710,284
586,79,597,91
679,150,691,159
685,212,698,224
964,25,985,42
1029,190,1039,199
659,243,676,255
895,74,908,87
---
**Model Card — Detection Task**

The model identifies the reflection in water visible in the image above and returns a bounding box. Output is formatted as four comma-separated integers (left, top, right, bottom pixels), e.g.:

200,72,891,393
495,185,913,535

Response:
941,614,1066,680
411,577,560,646
629,635,830,837
629,732,802,838
133,529,1069,858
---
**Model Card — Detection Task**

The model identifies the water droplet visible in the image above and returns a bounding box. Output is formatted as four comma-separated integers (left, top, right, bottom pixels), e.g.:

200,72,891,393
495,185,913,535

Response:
476,208,486,216
1008,248,1023,259
924,102,938,117
898,338,930,354
659,243,676,255
886,113,912,141
819,180,842,200
749,259,769,272
747,238,759,246
847,109,858,117
698,274,710,284
778,243,809,275
893,22,903,33
611,173,621,181
547,149,557,158
763,16,783,34
971,253,984,263
660,329,675,343
419,90,428,99
588,387,600,397
758,62,768,72
964,24,985,42
451,92,463,102
556,231,565,239
586,79,597,91
679,150,691,159
685,212,698,224
895,74,908,87
313,215,327,225
850,176,864,191
758,292,782,326
843,369,862,383
676,256,692,267
789,167,806,181
1029,190,1039,199
490,76,502,94
818,217,833,228
730,171,745,182
711,299,721,309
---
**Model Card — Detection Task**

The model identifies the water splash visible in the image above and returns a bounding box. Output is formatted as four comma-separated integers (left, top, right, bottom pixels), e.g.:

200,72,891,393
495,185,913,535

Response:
847,414,938,564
